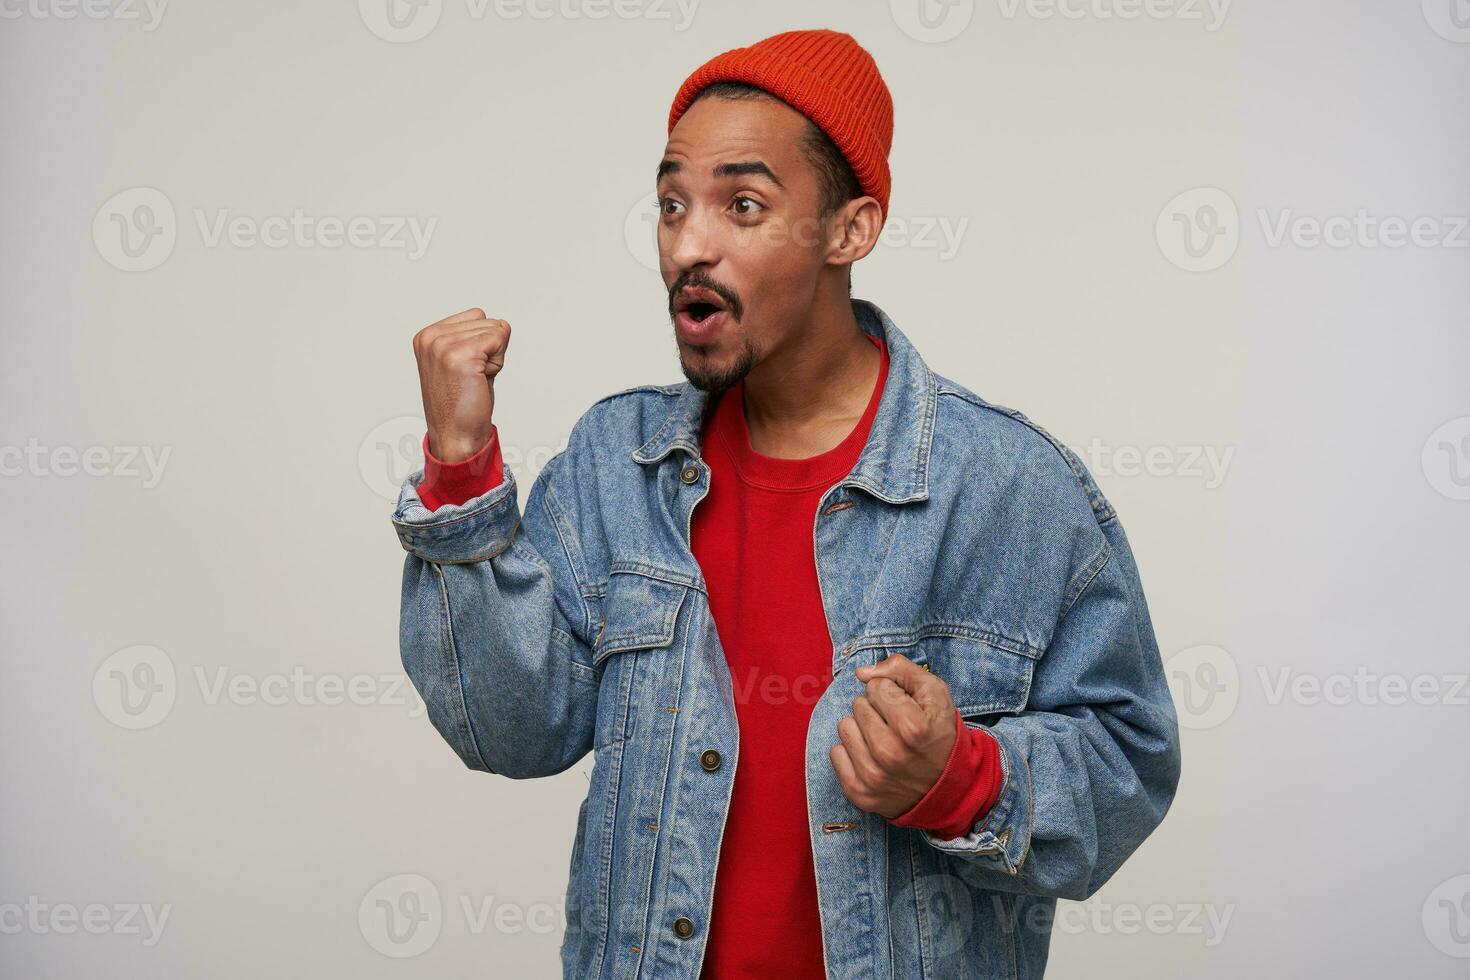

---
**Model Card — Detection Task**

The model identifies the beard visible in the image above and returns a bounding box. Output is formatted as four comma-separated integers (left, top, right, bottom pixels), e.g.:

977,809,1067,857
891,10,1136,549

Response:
667,269,749,396
678,335,758,398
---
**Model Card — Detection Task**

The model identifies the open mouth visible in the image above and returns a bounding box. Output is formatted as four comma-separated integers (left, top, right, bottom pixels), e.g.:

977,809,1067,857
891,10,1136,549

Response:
674,286,731,324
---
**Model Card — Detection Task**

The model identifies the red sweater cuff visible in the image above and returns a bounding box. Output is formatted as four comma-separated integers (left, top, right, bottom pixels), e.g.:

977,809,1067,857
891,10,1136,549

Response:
417,426,504,511
888,709,1004,840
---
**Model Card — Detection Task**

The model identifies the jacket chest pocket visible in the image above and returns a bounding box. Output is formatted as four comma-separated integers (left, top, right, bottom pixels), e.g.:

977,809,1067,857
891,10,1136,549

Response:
882,633,1038,720
590,569,688,749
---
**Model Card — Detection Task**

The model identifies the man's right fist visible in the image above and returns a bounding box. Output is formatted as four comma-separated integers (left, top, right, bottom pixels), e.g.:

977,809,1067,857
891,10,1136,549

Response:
412,308,511,463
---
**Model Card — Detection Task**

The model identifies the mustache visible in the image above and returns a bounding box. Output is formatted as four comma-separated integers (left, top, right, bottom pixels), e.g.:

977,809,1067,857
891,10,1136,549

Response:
669,273,743,321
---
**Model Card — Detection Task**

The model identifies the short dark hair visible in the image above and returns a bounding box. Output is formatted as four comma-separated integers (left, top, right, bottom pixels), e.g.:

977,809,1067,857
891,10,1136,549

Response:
688,81,864,220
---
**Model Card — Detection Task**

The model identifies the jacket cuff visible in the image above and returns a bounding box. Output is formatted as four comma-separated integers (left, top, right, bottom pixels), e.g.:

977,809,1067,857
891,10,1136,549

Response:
418,427,504,511
889,709,1003,839
391,443,520,565
918,721,1032,876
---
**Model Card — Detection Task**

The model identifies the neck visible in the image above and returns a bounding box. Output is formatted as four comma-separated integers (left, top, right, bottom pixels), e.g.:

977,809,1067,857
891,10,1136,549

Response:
738,292,881,459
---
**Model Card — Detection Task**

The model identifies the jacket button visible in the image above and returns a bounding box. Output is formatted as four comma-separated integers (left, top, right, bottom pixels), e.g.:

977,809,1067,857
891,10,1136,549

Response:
673,916,696,939
699,748,721,771
679,464,701,484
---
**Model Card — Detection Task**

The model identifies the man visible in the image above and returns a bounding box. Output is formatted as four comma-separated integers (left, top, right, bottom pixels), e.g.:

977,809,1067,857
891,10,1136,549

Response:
392,28,1181,979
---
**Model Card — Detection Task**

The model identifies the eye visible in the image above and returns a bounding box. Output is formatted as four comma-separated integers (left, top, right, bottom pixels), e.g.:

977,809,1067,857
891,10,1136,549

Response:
654,196,685,216
731,196,763,216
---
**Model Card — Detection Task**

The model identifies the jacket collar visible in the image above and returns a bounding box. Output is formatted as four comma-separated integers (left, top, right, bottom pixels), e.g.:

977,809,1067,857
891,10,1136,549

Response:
631,297,936,505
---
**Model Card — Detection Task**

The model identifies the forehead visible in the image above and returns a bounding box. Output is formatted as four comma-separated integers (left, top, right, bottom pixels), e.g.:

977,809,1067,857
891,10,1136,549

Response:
661,92,811,174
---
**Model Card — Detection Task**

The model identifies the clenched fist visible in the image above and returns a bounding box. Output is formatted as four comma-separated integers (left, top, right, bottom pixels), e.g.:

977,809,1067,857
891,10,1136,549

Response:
412,308,511,463
831,654,958,818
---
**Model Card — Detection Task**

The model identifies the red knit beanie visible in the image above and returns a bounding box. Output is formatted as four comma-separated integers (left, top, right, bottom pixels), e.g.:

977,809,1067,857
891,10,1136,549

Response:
667,29,894,220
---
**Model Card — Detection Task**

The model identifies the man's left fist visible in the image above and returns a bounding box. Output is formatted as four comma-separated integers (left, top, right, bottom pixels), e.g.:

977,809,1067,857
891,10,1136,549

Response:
830,653,957,818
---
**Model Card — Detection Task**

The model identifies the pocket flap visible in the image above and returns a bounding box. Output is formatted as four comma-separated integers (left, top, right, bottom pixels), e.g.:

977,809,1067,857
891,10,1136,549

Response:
593,570,687,667
885,633,1037,717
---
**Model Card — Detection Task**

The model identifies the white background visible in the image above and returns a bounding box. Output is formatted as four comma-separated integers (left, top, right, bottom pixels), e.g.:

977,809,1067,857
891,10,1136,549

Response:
2,0,1468,976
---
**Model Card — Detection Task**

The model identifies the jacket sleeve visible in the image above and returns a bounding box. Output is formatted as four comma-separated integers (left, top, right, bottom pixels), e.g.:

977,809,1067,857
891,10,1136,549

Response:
920,514,1183,901
391,443,600,780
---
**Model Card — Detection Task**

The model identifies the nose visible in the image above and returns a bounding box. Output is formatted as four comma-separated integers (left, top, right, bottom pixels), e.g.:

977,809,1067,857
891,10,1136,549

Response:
661,203,720,280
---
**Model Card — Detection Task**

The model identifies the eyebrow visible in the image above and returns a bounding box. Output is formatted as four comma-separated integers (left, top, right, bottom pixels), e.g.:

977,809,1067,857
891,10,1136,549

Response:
656,159,784,188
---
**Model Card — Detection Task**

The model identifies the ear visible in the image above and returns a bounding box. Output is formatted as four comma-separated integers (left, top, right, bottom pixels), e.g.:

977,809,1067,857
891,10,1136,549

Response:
825,195,884,273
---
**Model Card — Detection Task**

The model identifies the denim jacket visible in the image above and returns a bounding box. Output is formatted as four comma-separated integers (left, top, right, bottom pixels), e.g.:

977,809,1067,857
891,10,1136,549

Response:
391,298,1182,979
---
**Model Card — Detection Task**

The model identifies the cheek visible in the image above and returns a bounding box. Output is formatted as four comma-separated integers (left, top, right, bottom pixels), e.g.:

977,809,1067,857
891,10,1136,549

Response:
744,221,824,293
752,213,827,262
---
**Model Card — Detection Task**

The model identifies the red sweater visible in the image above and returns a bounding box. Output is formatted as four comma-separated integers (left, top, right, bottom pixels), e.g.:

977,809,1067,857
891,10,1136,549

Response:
415,335,1002,976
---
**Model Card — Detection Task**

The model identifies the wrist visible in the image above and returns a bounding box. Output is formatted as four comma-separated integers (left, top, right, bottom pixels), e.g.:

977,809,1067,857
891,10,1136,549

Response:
887,709,1003,839
427,427,493,464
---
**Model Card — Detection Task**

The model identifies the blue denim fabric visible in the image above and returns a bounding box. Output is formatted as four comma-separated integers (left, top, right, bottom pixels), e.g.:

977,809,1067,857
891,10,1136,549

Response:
391,298,1182,979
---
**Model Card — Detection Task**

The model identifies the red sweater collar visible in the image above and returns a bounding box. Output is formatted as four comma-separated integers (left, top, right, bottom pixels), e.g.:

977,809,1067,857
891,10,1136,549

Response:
709,333,889,492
